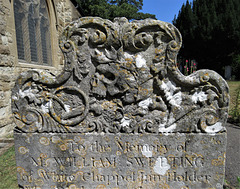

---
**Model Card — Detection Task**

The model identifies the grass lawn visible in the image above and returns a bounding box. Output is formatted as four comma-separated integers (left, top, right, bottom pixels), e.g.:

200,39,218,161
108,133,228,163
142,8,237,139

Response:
227,81,240,111
0,145,18,189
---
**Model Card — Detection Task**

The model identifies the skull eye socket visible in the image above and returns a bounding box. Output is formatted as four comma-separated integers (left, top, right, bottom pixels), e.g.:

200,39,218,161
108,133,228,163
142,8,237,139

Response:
134,32,153,49
96,64,117,84
102,71,115,81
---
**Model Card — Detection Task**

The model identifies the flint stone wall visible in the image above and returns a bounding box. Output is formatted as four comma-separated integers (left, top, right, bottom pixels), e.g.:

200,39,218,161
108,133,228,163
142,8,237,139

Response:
12,17,229,189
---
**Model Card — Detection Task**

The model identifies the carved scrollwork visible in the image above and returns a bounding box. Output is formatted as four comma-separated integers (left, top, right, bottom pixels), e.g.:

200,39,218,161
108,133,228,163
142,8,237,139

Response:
60,40,74,53
49,86,89,126
198,109,226,133
12,17,229,133
18,107,43,133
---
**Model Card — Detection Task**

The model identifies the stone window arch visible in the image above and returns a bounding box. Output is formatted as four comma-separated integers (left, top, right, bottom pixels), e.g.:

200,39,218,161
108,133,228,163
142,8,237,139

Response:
14,0,52,65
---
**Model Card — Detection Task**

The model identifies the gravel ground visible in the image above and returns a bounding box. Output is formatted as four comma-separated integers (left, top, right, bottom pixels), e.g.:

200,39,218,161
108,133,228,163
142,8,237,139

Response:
225,123,240,187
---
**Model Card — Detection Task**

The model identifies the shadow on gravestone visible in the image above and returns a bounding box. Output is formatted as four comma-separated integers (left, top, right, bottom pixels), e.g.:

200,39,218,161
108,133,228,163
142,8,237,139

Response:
11,17,229,189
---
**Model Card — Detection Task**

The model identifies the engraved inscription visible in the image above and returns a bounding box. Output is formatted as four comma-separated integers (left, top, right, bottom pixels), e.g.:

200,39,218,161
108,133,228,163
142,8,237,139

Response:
14,133,226,188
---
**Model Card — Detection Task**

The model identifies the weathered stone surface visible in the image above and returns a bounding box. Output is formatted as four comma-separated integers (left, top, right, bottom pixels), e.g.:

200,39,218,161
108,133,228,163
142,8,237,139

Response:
14,132,226,189
12,17,229,134
11,17,229,188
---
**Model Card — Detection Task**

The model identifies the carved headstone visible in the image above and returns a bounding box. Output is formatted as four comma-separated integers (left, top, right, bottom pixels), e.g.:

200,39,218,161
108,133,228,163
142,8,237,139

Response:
12,17,229,189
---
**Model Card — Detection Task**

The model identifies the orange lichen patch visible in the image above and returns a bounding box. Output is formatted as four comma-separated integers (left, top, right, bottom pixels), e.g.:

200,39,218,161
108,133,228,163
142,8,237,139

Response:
92,79,99,87
28,126,37,132
17,78,23,84
55,116,61,122
39,136,50,146
14,112,21,119
73,171,84,180
125,62,134,68
27,82,32,87
40,153,47,159
155,48,164,54
158,146,168,155
208,115,218,125
62,120,70,128
138,87,150,96
22,116,27,123
151,66,160,73
56,86,63,91
200,73,210,82
18,146,29,154
67,184,81,189
17,167,28,175
96,184,107,189
59,144,67,151
116,150,122,156
200,121,207,130
101,100,117,110
158,183,170,189
172,66,178,70
125,57,133,61
44,113,50,117
211,155,225,166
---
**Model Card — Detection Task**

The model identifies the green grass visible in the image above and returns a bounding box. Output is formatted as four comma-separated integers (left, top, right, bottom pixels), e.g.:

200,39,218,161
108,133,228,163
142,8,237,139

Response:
227,81,240,111
0,145,18,189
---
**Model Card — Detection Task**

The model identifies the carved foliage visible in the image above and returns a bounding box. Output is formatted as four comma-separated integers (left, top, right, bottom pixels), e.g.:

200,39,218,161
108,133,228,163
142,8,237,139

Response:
11,17,229,133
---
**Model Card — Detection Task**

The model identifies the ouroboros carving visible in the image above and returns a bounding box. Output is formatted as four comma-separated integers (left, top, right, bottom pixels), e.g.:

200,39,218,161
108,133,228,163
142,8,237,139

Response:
49,86,89,126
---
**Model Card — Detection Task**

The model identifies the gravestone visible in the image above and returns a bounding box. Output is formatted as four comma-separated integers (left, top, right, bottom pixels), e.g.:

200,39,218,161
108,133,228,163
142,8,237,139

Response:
12,17,229,189
224,66,232,80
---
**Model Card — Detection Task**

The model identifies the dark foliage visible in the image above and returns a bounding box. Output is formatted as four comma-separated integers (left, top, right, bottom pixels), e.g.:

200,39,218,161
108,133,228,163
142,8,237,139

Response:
173,0,240,78
75,0,156,20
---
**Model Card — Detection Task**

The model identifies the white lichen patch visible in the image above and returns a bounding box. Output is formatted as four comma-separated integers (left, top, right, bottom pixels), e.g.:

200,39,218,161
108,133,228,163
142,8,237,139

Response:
64,104,71,112
136,55,147,68
128,76,136,81
19,88,37,100
141,144,153,158
169,92,182,107
120,116,131,127
138,98,153,109
160,80,177,95
158,113,177,133
192,91,208,103
205,122,224,133
12,95,18,100
41,102,50,113
51,136,62,143
159,123,177,133
153,156,170,175
160,80,182,107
